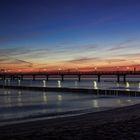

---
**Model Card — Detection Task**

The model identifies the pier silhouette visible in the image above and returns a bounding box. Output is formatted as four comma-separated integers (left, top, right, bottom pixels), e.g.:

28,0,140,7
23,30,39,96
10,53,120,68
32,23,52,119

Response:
0,70,140,82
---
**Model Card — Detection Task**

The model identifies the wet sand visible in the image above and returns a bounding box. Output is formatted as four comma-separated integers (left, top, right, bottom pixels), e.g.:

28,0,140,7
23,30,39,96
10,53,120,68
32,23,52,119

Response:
0,104,140,140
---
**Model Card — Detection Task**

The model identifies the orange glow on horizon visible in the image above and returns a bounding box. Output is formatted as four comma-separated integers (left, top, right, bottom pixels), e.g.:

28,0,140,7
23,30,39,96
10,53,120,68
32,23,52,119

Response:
0,65,140,73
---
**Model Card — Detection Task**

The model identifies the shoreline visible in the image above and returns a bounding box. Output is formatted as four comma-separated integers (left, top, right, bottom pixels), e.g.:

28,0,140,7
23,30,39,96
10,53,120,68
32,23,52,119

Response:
1,86,140,139
0,104,140,139
0,107,108,127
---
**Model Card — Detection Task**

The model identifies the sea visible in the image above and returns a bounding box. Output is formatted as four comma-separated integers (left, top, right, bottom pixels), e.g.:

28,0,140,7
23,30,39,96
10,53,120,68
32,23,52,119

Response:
0,76,140,125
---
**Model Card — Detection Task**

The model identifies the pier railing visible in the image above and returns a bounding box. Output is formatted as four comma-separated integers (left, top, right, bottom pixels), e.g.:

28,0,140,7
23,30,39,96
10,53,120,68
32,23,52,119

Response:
0,70,140,75
0,71,140,82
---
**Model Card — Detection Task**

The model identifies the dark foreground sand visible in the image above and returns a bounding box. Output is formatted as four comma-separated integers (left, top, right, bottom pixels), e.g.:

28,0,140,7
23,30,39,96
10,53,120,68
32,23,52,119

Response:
1,104,140,140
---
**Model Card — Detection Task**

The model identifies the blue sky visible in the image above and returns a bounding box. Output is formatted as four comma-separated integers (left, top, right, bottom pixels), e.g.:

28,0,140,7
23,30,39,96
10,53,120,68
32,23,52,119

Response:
0,0,140,71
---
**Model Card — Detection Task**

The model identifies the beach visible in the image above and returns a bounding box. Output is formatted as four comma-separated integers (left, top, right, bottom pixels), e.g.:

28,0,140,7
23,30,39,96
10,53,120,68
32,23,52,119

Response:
0,82,140,140
1,0,140,139
0,104,140,140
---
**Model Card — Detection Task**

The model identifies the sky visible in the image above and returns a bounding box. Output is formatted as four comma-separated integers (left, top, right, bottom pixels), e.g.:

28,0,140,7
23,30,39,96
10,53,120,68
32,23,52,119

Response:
0,0,140,72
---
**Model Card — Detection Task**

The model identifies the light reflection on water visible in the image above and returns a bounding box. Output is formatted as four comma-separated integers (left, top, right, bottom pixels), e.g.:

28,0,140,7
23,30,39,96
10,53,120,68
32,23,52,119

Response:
57,80,62,88
0,88,140,122
1,79,140,91
43,92,48,103
139,82,140,88
93,81,98,89
92,100,99,108
43,80,46,87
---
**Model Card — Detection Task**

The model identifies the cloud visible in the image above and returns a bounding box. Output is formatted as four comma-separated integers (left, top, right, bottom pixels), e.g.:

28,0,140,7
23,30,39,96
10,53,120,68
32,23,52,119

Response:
0,47,30,56
104,58,127,64
0,47,51,60
116,53,140,58
18,48,51,60
108,40,135,51
0,57,33,67
13,58,33,67
0,32,42,44
81,44,97,50
66,57,99,64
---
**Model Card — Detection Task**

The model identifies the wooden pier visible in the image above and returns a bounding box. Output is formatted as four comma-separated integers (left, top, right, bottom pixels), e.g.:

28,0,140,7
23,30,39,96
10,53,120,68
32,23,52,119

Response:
0,71,140,82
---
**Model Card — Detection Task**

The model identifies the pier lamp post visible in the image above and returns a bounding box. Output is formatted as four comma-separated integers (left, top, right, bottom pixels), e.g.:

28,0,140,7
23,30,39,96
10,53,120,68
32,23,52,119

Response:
94,67,97,72
43,69,47,73
7,69,11,72
117,66,120,72
75,68,79,73
58,68,62,73
126,67,130,71
18,69,21,73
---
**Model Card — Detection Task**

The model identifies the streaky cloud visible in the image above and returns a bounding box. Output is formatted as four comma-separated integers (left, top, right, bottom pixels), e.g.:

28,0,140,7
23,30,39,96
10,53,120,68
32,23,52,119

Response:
0,57,33,67
105,58,127,64
108,40,135,51
66,57,99,64
116,53,140,58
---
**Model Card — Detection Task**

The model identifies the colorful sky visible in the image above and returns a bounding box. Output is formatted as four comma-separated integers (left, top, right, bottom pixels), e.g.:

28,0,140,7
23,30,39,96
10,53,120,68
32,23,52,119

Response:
0,0,140,72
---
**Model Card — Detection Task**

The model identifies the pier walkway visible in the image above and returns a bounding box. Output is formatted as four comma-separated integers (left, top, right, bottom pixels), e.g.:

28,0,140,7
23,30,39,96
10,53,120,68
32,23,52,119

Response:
0,71,140,82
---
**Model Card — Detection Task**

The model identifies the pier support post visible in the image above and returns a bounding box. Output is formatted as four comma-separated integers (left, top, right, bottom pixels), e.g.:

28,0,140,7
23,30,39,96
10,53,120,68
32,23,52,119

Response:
46,75,49,81
97,75,101,82
3,75,6,80
21,75,24,80
117,75,120,83
10,75,13,80
123,75,126,83
78,74,81,82
33,75,36,81
61,74,64,81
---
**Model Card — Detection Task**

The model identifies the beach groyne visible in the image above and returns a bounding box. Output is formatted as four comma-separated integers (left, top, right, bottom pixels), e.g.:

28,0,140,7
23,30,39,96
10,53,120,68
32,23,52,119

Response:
0,85,140,96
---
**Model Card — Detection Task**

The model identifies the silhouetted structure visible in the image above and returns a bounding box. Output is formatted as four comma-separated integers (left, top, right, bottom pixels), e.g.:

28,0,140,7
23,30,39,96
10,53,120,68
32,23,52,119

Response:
0,71,140,82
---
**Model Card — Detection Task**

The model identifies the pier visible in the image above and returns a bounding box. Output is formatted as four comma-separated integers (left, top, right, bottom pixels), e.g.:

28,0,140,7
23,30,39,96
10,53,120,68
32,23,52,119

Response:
0,71,140,82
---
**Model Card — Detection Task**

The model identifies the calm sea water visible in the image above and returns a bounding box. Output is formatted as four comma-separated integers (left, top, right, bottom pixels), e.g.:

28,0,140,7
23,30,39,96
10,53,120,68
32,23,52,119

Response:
0,88,140,125
0,78,140,125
